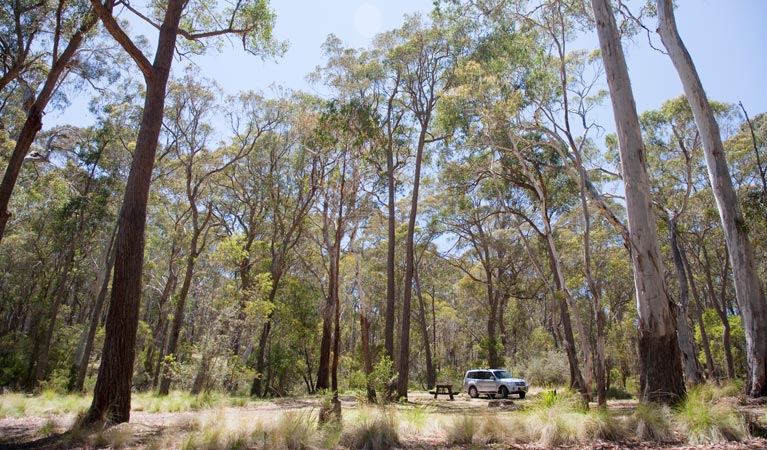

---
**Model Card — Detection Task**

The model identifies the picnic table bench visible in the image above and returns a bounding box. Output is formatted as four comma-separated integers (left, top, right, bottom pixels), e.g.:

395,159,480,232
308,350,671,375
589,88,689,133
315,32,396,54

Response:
429,384,456,400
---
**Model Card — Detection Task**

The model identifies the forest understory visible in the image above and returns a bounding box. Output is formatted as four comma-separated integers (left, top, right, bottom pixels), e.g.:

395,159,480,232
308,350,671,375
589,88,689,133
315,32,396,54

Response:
1,390,766,450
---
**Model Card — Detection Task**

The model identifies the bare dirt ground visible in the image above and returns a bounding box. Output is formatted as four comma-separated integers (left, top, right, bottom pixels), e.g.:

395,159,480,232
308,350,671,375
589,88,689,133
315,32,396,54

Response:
1,392,765,449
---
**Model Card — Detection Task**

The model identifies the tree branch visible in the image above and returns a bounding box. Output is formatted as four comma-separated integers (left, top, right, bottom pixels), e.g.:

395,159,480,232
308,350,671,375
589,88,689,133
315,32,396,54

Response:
89,0,152,80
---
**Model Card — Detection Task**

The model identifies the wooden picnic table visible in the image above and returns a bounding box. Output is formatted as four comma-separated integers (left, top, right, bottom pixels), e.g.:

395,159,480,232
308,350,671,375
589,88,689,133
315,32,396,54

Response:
430,384,455,400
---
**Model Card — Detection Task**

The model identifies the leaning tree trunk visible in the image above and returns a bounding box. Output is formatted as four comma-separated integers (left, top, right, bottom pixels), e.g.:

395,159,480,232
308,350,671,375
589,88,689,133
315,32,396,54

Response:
69,227,118,392
682,247,716,379
158,248,198,395
591,0,685,404
85,1,184,425
668,217,704,385
397,121,429,400
703,245,736,379
657,0,767,397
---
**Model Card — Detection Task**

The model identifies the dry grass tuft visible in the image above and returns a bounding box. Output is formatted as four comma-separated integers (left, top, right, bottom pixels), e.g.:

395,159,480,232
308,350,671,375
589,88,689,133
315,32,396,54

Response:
342,408,399,450
445,414,480,445
632,401,673,442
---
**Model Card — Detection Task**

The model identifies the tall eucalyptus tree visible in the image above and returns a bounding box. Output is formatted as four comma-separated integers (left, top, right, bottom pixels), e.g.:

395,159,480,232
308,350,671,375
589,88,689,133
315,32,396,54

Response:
590,0,684,404
656,0,767,397
85,0,282,424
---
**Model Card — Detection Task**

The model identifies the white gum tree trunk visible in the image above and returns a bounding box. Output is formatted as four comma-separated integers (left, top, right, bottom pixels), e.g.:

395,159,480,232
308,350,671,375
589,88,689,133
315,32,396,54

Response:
590,0,685,404
656,0,767,397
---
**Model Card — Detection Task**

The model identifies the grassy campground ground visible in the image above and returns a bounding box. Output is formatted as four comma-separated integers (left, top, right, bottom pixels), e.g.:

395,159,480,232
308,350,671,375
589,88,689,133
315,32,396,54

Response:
1,386,766,449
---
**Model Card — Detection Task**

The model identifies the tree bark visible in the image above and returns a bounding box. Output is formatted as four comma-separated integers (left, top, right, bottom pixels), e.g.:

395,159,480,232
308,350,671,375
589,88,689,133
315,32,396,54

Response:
414,264,435,389
397,120,429,399
69,226,118,392
657,0,767,397
356,253,375,401
682,245,716,379
667,217,704,385
591,0,685,404
703,245,736,379
158,250,197,395
85,0,183,425
384,128,397,362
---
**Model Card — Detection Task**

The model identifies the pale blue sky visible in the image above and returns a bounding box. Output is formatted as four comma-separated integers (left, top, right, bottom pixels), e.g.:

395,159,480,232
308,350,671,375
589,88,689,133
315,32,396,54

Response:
49,1,767,128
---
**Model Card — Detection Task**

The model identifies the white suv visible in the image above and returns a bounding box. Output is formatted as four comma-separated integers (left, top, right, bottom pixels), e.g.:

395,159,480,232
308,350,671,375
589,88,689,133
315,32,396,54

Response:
462,369,528,399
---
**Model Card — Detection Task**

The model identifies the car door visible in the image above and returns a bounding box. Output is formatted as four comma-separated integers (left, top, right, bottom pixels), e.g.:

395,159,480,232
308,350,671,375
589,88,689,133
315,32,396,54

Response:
477,371,496,393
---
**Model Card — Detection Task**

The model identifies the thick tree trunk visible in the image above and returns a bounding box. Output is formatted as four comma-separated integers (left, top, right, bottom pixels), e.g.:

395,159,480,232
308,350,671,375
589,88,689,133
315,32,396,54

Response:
668,218,704,385
657,0,767,397
86,1,183,425
591,0,685,404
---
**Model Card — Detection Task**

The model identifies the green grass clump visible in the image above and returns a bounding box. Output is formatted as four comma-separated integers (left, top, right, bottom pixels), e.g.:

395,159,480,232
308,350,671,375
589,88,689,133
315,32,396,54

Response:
400,404,431,432
521,390,624,447
0,393,29,417
36,418,57,437
673,387,748,444
632,402,673,442
712,379,745,398
0,391,90,418
133,391,233,413
581,409,629,442
342,408,399,450
524,407,579,447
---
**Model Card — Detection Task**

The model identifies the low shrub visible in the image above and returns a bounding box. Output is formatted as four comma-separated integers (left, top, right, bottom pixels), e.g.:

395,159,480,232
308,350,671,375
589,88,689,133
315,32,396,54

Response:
521,351,569,387
605,386,634,400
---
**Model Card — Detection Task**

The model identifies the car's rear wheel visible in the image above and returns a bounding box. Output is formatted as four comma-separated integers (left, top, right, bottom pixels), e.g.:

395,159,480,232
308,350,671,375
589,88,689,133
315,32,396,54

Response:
468,386,479,398
499,386,509,399
518,391,526,399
